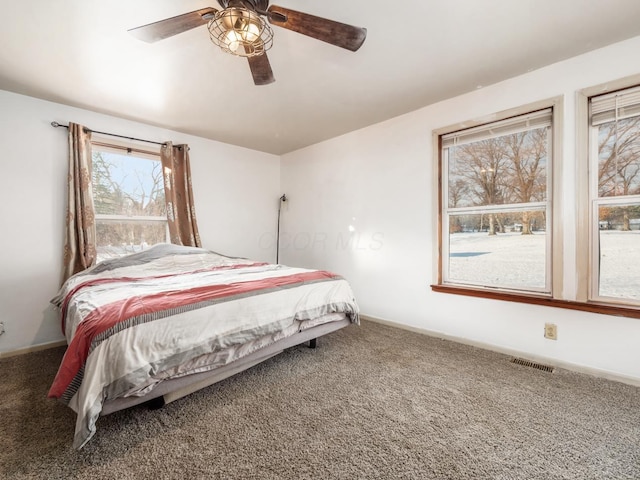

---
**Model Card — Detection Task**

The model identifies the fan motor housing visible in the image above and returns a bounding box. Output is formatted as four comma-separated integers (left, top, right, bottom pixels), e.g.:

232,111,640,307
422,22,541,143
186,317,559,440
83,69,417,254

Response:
219,0,269,11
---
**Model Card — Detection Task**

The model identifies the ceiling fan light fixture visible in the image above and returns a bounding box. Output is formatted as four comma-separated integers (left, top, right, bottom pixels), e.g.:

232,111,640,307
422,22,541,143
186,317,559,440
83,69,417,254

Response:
207,7,273,57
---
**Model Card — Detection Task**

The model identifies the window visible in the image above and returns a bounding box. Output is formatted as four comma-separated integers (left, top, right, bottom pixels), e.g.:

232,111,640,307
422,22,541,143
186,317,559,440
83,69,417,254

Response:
588,85,640,305
433,83,640,318
91,141,168,262
439,106,554,294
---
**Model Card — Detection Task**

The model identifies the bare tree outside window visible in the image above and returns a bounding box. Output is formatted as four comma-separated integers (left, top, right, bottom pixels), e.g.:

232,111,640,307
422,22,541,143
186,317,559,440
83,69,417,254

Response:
598,117,640,199
449,128,548,235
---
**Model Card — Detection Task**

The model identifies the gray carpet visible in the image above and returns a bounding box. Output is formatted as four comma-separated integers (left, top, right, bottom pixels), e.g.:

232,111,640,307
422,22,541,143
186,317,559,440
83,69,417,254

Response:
1,320,639,479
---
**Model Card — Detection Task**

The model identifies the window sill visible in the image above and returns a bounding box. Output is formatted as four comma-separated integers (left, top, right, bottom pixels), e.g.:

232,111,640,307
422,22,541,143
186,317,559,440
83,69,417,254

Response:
431,284,640,320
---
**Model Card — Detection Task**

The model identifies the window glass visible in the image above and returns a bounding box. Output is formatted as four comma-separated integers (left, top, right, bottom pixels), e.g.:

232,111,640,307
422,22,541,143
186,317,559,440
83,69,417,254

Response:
448,128,548,209
597,117,640,198
95,220,168,259
597,205,640,301
448,210,546,289
91,148,167,262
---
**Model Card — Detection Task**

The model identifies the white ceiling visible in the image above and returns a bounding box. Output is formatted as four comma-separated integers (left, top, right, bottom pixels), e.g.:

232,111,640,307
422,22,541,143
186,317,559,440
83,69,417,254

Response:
2,1,640,155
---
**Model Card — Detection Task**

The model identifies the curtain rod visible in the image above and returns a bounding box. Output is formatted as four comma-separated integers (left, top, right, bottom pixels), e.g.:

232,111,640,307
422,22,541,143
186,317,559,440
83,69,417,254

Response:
50,121,166,146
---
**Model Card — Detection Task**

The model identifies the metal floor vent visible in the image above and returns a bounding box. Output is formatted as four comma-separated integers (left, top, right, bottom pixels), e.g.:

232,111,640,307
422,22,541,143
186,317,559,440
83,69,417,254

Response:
511,357,555,373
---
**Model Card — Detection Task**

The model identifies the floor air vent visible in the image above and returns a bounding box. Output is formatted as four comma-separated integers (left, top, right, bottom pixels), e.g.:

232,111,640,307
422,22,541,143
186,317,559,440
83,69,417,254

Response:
511,357,555,373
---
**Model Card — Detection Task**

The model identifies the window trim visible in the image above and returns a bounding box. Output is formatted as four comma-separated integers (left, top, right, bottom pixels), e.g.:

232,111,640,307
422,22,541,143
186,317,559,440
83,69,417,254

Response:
91,141,160,159
432,96,564,299
430,284,640,320
96,214,167,222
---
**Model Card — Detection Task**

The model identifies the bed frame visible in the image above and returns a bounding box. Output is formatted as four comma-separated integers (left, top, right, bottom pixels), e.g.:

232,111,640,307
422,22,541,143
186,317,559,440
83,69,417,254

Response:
101,317,350,416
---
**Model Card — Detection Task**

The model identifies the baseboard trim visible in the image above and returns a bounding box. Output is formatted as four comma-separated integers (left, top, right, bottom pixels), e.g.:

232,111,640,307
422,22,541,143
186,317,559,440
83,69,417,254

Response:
0,340,67,359
360,314,640,388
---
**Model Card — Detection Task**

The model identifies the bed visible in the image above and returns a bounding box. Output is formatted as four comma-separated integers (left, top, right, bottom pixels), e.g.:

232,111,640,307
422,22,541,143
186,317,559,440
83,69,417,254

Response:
48,244,359,449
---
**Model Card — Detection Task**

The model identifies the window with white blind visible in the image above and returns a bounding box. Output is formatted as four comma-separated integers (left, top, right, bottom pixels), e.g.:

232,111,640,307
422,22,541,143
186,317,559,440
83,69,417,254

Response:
439,106,554,294
588,85,640,305
433,83,640,317
91,141,168,262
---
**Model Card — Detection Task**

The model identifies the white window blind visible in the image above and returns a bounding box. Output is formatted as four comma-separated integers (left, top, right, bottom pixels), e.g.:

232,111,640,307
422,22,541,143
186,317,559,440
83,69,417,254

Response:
442,109,552,148
590,85,640,125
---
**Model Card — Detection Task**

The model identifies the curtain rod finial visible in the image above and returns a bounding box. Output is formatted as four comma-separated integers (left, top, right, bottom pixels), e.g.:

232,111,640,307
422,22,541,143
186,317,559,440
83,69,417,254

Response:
51,121,60,128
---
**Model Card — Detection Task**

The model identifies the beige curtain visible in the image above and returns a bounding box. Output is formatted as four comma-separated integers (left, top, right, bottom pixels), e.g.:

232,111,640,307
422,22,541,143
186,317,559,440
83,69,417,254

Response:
62,123,96,281
161,142,201,247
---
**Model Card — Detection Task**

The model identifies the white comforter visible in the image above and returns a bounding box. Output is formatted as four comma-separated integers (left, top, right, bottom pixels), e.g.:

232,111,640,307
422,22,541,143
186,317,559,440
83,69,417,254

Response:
49,244,359,449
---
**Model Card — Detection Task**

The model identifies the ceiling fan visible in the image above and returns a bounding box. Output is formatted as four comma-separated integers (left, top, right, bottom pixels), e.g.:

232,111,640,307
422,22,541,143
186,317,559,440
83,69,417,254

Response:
129,0,367,86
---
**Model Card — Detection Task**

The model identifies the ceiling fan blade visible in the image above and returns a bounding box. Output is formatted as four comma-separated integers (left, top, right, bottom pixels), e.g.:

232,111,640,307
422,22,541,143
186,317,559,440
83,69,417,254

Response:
247,53,275,86
267,5,366,52
128,7,218,43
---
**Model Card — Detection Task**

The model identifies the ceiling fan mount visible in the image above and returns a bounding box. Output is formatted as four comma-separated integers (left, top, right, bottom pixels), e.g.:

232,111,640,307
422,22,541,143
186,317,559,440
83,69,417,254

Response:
128,1,367,86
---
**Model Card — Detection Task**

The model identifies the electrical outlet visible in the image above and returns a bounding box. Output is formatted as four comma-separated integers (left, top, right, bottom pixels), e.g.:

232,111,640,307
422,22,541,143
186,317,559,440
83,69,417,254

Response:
544,323,557,340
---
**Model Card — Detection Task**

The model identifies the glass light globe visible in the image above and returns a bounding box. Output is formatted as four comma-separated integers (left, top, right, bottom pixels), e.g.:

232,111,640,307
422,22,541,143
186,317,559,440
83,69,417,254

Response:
224,29,242,53
242,22,261,43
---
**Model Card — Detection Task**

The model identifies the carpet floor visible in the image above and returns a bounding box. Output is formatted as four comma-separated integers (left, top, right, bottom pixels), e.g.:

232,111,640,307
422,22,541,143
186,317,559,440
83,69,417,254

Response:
1,320,639,479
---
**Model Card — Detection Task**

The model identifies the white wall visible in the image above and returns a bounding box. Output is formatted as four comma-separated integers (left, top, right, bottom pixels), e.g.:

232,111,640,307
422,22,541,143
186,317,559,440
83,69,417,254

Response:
280,36,640,384
0,90,280,353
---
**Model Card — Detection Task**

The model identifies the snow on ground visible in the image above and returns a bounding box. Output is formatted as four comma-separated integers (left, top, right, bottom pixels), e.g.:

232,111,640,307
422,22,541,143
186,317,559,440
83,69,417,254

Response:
448,230,640,300
599,230,640,300
448,232,546,290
